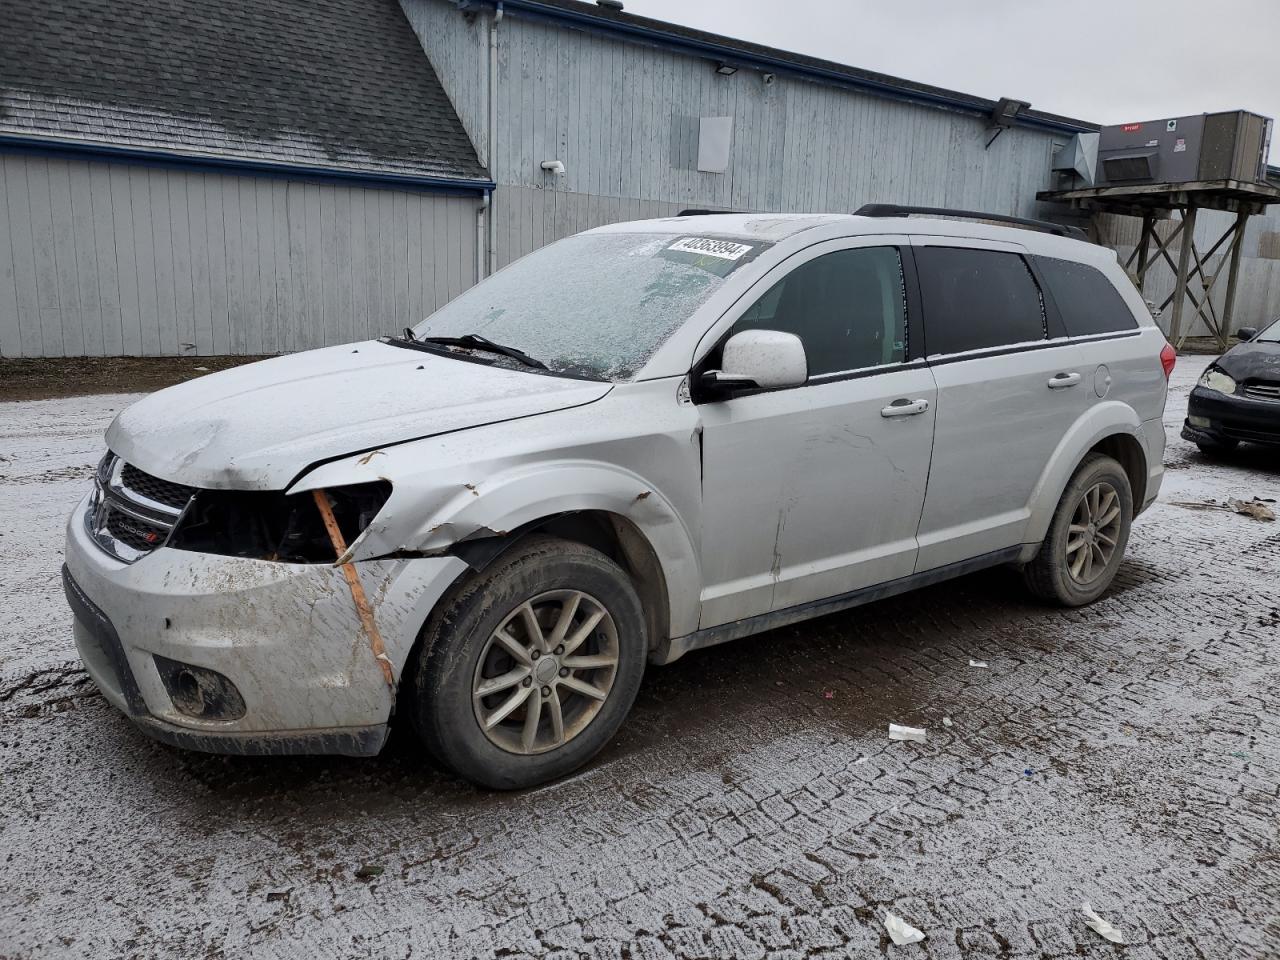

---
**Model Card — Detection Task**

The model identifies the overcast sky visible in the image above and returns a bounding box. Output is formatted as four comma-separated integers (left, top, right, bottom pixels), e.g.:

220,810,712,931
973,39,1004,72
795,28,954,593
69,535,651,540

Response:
626,0,1279,162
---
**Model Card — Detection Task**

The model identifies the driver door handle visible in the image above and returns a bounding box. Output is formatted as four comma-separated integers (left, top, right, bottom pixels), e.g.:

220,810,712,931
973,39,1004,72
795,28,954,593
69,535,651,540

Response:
881,398,930,418
1048,372,1082,389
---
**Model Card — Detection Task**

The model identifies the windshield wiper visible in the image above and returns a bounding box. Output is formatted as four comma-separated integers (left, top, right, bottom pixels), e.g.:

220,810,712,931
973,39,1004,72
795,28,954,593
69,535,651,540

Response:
410,332,548,370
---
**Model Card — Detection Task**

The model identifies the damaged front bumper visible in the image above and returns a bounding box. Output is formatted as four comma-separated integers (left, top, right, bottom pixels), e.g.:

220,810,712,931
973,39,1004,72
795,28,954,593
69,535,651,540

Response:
63,495,468,757
1183,386,1280,447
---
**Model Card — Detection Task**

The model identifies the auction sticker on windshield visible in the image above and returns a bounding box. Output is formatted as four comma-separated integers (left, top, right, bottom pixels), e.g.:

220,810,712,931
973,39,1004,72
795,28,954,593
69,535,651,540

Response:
667,237,755,261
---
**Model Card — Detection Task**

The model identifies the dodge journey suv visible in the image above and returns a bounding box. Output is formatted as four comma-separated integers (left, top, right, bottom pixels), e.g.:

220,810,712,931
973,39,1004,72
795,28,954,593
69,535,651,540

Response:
64,208,1172,788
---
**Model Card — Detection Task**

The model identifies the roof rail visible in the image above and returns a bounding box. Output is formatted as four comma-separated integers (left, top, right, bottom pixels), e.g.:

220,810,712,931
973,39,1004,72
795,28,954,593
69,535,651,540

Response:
677,208,744,216
854,203,1088,241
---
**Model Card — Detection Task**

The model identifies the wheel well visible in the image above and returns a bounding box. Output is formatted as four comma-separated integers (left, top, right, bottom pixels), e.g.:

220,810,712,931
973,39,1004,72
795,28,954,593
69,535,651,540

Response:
449,511,671,653
534,512,671,653
1088,433,1147,508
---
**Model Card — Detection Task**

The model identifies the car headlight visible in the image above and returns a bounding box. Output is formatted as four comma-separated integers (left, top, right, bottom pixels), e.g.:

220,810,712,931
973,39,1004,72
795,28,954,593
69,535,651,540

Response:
168,481,391,562
1198,367,1237,395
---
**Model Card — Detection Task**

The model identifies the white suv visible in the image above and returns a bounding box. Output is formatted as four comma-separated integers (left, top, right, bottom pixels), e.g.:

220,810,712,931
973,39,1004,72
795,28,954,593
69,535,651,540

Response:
64,208,1173,788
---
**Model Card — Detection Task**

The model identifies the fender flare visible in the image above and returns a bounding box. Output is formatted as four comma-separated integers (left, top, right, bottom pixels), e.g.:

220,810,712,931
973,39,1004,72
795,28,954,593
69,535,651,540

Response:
1023,401,1147,547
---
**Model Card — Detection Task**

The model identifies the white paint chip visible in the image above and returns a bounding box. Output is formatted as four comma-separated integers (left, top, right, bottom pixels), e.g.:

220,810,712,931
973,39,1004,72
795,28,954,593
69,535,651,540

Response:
1081,901,1125,944
888,723,926,743
942,717,954,728
969,659,989,669
883,911,926,945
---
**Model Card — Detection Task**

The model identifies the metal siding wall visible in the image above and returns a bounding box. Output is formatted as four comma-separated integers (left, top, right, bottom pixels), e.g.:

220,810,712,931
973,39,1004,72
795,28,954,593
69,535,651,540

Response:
0,153,476,357
481,14,1063,272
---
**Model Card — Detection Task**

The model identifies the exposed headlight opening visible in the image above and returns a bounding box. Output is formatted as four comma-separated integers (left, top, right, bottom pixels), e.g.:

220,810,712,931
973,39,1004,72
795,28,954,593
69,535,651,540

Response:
1197,367,1237,395
169,481,391,563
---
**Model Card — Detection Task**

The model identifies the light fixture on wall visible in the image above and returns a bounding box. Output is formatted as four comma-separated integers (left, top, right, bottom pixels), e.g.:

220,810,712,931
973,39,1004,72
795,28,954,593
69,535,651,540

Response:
714,62,738,76
985,97,1030,149
540,159,566,175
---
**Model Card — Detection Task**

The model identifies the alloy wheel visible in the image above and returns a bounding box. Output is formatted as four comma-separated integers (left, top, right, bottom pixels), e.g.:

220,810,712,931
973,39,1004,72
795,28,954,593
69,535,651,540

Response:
471,590,620,755
1065,481,1122,584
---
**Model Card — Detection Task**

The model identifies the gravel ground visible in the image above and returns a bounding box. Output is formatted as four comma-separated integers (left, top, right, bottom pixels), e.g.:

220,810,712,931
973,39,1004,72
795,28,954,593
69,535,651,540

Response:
1,362,1277,959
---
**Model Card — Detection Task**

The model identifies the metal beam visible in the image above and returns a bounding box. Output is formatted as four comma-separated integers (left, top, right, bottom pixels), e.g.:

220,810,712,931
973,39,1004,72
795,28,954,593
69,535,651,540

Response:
1220,209,1251,343
1169,206,1197,346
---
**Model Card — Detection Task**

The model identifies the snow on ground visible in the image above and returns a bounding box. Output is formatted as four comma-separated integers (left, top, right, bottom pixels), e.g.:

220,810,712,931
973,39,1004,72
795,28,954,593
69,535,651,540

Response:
0,363,1277,959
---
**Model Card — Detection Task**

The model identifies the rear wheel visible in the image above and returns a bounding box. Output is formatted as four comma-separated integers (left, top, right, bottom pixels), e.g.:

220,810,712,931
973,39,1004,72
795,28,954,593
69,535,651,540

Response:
409,536,647,789
1196,437,1239,458
1023,453,1132,607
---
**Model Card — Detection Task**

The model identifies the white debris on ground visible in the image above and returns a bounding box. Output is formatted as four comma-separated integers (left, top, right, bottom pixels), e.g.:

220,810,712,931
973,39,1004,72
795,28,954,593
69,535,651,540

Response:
968,659,989,668
888,723,926,742
1080,901,1126,944
883,910,927,945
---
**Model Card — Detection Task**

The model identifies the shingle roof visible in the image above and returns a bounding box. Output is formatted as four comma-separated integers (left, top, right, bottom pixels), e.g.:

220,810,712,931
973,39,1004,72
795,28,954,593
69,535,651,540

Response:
0,0,489,183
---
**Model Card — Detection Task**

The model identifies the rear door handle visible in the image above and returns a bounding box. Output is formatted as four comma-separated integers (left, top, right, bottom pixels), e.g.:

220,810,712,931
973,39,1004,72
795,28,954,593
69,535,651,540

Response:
881,398,930,418
1048,372,1082,389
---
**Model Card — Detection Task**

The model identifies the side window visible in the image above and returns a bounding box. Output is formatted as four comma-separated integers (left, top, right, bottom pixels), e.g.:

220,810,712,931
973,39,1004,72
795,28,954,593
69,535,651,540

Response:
732,247,906,377
916,247,1046,355
1033,256,1139,336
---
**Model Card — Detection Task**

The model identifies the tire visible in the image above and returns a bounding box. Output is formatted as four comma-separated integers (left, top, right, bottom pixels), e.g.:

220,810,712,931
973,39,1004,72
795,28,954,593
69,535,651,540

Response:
1196,437,1239,458
1023,453,1133,607
409,535,647,789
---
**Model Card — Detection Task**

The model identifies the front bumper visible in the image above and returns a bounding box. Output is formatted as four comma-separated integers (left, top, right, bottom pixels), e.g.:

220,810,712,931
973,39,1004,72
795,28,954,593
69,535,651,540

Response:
64,494,469,756
1183,386,1280,446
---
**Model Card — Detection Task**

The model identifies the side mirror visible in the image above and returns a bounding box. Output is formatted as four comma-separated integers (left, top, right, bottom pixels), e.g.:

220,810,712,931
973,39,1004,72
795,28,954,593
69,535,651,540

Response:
702,329,808,394
1235,326,1258,341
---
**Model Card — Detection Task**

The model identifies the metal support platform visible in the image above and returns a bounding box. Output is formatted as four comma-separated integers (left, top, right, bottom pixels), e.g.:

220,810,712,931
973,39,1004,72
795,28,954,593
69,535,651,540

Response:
1038,178,1280,350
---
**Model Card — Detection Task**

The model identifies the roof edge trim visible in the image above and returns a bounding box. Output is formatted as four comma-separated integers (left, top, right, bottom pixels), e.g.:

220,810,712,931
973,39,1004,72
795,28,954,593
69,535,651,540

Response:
0,134,497,194
494,0,1096,136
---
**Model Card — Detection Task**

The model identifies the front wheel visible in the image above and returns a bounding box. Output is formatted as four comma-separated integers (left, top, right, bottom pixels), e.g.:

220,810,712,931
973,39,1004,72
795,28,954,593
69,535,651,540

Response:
1023,453,1133,607
409,536,647,789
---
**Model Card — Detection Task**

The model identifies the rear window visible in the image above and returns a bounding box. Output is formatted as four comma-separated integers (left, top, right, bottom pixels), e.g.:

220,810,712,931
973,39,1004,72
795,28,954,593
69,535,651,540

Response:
916,247,1046,355
1034,257,1139,336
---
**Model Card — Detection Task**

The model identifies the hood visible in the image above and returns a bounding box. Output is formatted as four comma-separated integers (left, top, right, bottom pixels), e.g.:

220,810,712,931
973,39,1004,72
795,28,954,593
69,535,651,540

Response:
106,341,612,490
1215,339,1280,383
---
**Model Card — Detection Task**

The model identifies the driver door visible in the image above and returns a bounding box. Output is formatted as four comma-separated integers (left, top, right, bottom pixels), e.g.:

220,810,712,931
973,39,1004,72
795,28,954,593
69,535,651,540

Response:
696,239,937,628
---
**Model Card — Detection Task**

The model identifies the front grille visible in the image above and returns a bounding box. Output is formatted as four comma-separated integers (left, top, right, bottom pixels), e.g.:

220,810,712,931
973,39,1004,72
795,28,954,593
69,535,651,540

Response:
105,510,171,552
1241,380,1280,402
120,463,196,510
85,454,195,563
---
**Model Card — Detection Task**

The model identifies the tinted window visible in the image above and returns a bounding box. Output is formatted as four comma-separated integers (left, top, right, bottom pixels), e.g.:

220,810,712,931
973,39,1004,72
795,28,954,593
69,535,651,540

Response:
1034,257,1138,336
731,247,906,376
916,247,1046,355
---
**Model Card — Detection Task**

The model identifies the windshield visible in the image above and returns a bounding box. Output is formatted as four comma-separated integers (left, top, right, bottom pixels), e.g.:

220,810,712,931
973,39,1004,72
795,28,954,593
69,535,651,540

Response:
410,232,770,380
1256,317,1280,342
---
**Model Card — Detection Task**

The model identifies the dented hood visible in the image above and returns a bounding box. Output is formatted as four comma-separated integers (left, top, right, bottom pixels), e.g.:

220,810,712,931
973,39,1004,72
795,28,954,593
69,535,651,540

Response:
106,341,611,490
1215,338,1280,382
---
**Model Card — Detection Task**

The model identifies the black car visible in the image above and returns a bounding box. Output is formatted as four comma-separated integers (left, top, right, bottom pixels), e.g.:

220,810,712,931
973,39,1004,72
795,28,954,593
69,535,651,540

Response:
1183,317,1280,456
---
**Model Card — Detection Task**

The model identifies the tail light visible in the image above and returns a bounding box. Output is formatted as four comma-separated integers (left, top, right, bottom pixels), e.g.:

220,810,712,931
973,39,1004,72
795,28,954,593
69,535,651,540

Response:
1159,342,1176,379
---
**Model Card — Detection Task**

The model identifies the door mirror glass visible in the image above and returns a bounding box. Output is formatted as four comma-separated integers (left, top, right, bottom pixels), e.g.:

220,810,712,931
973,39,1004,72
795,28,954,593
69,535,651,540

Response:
1235,326,1258,341
704,330,808,392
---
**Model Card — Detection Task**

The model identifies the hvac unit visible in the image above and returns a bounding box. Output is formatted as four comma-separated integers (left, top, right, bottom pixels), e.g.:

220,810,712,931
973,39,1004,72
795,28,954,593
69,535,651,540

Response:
1095,110,1272,187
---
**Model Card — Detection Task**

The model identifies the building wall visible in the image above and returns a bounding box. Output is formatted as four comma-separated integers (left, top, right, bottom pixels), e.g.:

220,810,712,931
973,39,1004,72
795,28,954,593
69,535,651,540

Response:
404,0,1068,272
0,152,478,357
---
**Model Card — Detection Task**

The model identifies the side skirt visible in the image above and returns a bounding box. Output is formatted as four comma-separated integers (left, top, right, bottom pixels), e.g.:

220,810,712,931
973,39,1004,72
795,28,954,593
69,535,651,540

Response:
653,546,1025,665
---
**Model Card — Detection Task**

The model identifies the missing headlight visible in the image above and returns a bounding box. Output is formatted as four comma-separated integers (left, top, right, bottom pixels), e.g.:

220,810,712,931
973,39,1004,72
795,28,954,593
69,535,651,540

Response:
168,481,391,563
